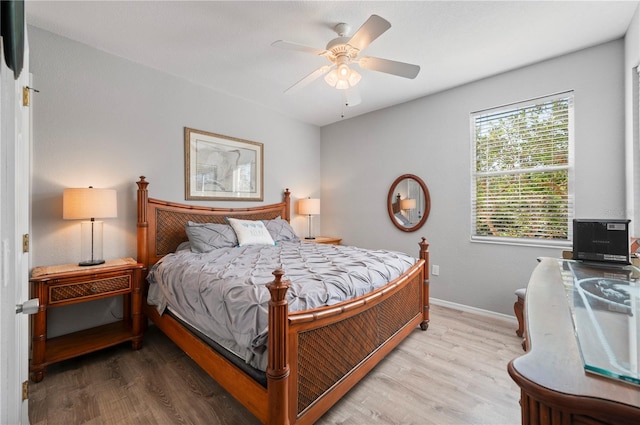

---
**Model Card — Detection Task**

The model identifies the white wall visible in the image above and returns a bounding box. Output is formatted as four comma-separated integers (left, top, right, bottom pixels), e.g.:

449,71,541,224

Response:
28,24,630,326
29,27,321,336
321,40,626,315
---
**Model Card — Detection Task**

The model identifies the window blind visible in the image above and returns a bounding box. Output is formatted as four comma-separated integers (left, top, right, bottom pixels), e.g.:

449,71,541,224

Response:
471,92,574,245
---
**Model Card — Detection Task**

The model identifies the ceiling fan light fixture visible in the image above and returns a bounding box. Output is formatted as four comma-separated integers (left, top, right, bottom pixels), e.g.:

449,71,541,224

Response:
324,65,361,90
347,68,361,86
335,79,350,90
324,69,339,87
338,63,350,77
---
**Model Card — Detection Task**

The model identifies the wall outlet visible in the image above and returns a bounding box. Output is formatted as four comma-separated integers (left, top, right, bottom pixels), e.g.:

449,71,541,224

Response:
432,264,440,276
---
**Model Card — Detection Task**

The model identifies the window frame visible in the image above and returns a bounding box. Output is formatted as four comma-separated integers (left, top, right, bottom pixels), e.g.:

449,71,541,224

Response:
470,91,575,248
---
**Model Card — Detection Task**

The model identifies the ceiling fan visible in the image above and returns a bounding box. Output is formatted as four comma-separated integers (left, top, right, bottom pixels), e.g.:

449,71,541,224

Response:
272,14,420,104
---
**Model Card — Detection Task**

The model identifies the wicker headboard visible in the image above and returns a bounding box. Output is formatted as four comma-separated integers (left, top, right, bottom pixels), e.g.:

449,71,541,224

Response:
136,176,290,268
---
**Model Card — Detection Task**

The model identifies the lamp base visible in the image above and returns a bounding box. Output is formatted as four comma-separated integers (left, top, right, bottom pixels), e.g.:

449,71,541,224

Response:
78,259,105,267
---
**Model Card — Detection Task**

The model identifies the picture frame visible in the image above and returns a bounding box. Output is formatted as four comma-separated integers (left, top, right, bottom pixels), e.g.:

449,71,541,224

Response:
185,127,263,201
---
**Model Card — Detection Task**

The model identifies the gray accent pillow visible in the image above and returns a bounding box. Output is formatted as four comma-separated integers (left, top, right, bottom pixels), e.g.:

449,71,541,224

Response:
176,241,191,251
185,221,238,253
264,218,299,242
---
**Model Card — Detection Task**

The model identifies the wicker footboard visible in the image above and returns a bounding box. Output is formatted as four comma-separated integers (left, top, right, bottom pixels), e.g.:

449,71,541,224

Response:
286,260,425,423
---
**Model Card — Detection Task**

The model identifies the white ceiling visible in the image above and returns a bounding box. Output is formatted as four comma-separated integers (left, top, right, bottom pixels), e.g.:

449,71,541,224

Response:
25,1,639,127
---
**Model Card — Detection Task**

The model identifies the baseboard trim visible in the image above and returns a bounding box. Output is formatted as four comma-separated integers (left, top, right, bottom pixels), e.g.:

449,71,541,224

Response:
431,297,517,324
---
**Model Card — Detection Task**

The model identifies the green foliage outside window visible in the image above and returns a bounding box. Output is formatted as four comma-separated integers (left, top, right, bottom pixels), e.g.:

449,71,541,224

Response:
473,95,572,241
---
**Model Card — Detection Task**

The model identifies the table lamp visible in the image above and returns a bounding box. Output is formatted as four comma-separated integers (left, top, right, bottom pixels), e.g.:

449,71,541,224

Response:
298,197,320,240
400,198,416,211
63,186,117,266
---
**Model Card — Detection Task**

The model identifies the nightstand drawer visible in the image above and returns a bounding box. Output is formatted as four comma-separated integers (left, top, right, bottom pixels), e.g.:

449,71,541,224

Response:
49,275,132,304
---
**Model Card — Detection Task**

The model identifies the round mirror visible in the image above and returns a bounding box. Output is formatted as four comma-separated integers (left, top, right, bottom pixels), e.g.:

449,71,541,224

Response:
387,174,430,232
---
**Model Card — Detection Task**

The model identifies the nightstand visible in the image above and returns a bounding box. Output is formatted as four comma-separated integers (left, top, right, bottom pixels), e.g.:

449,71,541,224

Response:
29,258,145,382
302,236,342,245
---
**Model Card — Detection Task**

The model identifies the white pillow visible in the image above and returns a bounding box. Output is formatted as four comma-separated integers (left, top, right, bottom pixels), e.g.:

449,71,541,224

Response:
227,217,275,246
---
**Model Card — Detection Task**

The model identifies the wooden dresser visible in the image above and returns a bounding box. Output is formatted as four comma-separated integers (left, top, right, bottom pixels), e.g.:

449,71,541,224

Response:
508,258,640,424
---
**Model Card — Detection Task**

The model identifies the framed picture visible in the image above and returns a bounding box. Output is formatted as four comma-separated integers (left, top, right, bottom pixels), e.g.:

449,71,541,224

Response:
185,127,263,201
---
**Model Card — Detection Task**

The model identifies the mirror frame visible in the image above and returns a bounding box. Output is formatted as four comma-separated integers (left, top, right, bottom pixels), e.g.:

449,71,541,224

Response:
387,174,431,232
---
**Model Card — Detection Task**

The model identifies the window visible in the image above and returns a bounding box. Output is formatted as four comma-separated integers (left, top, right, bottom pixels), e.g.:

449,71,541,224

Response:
471,92,574,246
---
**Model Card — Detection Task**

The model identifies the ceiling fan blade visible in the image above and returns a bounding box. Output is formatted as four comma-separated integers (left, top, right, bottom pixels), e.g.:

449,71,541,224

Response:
344,88,361,107
271,40,328,56
359,56,420,79
347,15,391,52
284,65,332,93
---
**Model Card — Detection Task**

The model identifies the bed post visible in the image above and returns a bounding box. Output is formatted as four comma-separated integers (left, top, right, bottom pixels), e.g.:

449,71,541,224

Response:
284,188,291,222
136,176,149,269
266,269,291,425
419,237,430,330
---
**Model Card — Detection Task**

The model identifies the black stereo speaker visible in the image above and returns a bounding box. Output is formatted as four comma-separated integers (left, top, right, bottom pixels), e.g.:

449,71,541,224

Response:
573,219,631,264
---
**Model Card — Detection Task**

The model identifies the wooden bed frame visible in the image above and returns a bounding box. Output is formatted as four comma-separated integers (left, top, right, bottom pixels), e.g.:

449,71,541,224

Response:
135,176,430,425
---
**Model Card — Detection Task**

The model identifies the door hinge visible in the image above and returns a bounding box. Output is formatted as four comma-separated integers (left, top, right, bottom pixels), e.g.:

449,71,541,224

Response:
22,86,39,107
22,86,29,107
22,234,29,253
22,381,28,401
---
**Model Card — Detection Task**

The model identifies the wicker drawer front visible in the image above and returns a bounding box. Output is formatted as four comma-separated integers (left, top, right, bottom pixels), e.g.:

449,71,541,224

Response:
49,275,131,304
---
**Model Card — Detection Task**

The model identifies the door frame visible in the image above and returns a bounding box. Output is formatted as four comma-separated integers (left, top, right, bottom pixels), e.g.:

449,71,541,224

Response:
0,26,31,424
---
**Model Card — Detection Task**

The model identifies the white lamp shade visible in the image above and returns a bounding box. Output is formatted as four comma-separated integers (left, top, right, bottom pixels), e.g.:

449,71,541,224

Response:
324,66,361,90
347,69,361,86
400,198,417,211
324,69,339,87
63,187,117,220
298,198,320,215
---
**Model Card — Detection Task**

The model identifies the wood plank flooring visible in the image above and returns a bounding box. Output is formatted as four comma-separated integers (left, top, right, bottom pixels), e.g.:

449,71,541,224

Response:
29,305,524,424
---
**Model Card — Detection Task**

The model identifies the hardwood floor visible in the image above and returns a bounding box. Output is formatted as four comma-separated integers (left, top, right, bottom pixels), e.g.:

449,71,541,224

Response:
29,305,524,424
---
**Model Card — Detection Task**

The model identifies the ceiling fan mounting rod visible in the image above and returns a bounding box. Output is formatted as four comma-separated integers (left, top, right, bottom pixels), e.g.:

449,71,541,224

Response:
334,22,351,37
